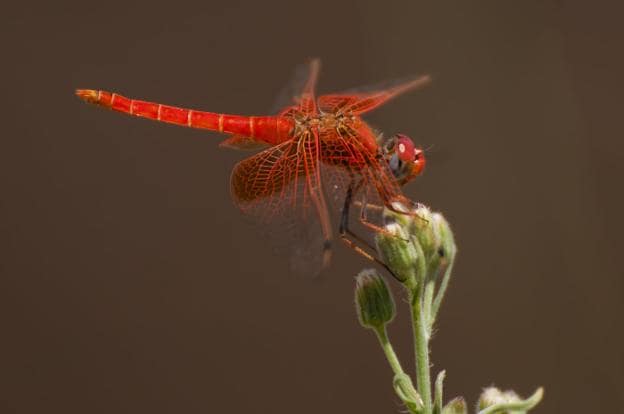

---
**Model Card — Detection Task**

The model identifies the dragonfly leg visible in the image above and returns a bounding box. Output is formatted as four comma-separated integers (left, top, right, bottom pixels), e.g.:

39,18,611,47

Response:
356,195,412,241
352,200,384,212
386,197,430,224
339,179,401,281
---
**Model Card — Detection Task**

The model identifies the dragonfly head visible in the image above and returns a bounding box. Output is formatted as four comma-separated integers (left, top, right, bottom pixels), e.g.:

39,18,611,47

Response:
383,133,426,185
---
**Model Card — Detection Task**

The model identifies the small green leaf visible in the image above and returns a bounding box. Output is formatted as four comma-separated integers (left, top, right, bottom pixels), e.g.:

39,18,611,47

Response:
433,370,446,414
393,372,424,413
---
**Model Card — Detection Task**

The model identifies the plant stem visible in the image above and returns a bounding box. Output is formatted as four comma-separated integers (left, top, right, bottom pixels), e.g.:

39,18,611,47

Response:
431,258,455,324
423,279,435,331
411,284,432,414
407,237,433,414
374,326,406,379
375,326,423,414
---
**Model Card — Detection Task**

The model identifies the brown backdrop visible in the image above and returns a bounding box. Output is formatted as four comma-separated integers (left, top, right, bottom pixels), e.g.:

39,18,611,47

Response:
2,1,622,413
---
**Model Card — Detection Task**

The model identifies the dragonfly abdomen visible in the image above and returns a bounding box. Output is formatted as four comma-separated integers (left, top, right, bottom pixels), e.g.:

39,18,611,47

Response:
75,89,294,144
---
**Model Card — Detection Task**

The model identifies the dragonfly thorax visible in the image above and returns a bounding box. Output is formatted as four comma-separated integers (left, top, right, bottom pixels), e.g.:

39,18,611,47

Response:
293,112,355,130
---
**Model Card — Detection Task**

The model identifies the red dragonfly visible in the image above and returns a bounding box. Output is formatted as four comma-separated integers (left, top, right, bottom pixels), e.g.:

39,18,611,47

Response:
76,60,429,272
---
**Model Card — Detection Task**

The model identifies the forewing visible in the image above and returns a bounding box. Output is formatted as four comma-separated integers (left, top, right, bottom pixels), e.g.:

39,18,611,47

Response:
271,58,321,114
270,58,321,117
318,74,431,115
296,58,320,115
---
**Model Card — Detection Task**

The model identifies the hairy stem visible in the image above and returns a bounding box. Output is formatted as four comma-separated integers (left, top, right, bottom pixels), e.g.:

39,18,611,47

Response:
374,326,405,378
412,287,432,414
410,239,432,414
375,326,422,414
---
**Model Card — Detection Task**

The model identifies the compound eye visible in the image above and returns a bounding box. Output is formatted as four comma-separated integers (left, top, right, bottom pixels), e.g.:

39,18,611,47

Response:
395,134,416,162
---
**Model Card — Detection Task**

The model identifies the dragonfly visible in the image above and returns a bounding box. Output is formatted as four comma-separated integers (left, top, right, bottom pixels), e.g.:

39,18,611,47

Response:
76,59,429,273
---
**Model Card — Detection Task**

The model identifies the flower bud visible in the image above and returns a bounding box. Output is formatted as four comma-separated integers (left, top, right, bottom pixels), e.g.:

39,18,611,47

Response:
478,387,520,410
427,212,457,275
404,205,457,281
410,205,438,259
375,213,420,283
442,397,467,414
355,269,396,329
477,386,543,413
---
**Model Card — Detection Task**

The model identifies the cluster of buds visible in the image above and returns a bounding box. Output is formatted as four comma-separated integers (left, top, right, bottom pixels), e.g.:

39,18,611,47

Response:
353,202,542,414
370,202,457,336
354,202,458,414
374,202,456,288
354,202,457,332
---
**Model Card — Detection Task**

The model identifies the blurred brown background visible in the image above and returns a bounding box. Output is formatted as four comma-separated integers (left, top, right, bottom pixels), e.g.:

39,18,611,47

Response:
1,1,622,413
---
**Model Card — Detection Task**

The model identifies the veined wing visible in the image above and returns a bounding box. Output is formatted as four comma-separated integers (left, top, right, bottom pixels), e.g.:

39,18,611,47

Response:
220,59,321,151
230,128,333,273
318,74,431,115
231,140,304,216
285,58,321,115
271,58,321,114
219,134,271,151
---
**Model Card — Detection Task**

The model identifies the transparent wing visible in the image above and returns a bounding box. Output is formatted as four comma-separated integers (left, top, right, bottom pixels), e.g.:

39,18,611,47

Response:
295,58,320,115
269,58,321,118
219,134,271,151
230,129,333,275
231,140,305,218
271,58,321,114
220,59,321,152
318,74,431,115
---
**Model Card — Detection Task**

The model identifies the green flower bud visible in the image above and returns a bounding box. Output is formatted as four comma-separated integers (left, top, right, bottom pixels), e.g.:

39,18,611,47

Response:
375,215,420,283
408,206,457,277
441,397,467,414
355,269,396,329
427,212,457,277
410,205,438,259
376,204,457,286
433,212,457,261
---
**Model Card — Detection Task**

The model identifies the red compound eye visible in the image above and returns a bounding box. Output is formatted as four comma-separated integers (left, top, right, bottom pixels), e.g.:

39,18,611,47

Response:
395,133,416,162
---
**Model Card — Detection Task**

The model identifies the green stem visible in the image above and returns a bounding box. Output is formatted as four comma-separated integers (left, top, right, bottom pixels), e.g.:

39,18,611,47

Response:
423,279,435,332
374,326,423,414
431,253,456,324
410,239,432,414
374,327,405,378
412,288,432,414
